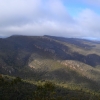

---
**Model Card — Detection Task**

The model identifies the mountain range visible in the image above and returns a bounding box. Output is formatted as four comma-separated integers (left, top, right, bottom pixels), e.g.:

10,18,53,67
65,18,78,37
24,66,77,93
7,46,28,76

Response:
0,35,100,91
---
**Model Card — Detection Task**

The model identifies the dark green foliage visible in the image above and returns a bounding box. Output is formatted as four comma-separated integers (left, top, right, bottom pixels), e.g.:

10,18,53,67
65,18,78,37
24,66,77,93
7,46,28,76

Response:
33,81,56,100
0,74,2,78
0,76,36,100
14,77,22,82
0,76,100,100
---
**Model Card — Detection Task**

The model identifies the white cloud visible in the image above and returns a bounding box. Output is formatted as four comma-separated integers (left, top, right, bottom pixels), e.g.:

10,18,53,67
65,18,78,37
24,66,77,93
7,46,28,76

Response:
82,0,100,7
0,0,100,39
76,9,100,37
0,0,42,26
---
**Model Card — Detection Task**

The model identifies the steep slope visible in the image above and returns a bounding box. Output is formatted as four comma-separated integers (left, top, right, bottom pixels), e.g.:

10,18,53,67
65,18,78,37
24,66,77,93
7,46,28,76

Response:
0,35,100,70
28,54,100,90
0,35,100,91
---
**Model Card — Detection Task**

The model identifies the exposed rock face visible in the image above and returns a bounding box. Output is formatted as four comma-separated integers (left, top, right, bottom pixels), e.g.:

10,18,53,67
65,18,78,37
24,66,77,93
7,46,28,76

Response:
0,35,100,75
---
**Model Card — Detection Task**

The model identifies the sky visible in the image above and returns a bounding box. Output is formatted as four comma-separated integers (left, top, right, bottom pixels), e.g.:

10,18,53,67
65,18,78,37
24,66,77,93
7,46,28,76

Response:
0,0,100,39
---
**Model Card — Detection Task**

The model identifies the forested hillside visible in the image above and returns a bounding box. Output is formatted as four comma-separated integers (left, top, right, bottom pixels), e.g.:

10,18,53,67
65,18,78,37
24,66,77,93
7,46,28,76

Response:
0,35,100,100
0,74,100,100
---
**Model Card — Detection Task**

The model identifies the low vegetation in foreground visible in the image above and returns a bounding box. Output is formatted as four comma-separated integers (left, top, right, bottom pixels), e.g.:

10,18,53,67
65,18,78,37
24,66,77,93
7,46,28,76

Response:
0,74,100,100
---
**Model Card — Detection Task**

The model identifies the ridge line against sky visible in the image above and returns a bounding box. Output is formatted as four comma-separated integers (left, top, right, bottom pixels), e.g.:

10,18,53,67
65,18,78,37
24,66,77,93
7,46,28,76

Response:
0,0,100,39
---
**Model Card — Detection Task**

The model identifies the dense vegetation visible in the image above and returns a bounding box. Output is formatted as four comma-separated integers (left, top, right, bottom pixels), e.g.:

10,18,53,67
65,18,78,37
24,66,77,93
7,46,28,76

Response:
1,36,100,99
0,74,100,100
0,35,100,75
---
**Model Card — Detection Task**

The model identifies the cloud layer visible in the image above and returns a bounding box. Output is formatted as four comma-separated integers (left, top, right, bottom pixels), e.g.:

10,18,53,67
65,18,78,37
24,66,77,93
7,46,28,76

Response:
0,0,100,39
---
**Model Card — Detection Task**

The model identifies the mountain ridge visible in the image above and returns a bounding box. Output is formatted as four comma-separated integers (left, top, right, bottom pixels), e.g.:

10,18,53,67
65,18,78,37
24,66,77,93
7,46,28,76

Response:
0,35,100,91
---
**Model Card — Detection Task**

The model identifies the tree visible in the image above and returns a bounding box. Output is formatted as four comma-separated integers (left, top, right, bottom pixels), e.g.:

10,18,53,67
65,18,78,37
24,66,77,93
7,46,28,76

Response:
34,81,56,100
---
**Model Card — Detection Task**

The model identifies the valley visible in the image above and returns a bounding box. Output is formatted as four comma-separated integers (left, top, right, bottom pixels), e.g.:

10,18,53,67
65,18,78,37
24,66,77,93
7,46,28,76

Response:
0,35,100,99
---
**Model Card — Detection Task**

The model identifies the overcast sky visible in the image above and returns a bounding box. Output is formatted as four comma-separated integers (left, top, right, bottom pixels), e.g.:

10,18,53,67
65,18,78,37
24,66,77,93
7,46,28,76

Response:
0,0,100,39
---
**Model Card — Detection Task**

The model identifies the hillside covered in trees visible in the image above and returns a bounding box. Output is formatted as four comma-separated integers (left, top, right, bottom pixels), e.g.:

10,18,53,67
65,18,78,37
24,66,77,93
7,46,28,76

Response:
0,36,100,100
0,74,100,100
